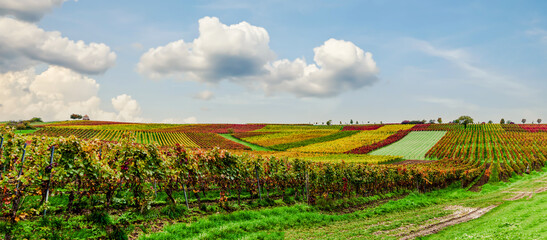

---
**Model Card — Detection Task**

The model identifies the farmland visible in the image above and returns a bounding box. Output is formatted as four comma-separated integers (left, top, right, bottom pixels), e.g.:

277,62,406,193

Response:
0,121,546,239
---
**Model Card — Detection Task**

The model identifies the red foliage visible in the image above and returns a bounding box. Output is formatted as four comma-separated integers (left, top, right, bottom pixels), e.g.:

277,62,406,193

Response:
185,132,251,150
519,124,547,133
345,124,431,154
160,124,266,133
341,125,383,131
36,121,136,127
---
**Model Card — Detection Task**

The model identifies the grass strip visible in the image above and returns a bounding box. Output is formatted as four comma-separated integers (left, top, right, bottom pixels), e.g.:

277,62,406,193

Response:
269,130,360,151
15,129,40,134
219,133,273,151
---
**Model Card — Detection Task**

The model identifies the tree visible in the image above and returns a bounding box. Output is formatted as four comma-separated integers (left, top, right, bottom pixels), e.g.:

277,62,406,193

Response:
356,121,359,124
538,119,542,124
456,115,474,129
488,120,493,124
437,117,442,124
522,119,526,124
29,117,43,123
70,114,83,120
326,120,332,126
350,119,354,124
500,118,505,124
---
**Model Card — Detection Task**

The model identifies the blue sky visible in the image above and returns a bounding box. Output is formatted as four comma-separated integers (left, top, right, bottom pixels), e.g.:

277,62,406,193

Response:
1,0,546,124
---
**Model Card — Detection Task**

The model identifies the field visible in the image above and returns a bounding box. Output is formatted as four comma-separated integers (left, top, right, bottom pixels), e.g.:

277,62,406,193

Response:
369,131,447,160
0,122,546,239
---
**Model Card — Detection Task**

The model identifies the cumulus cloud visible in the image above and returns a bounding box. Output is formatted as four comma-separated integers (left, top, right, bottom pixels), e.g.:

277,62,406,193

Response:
0,17,116,74
112,94,142,122
263,39,378,97
0,0,67,22
193,90,214,100
0,66,144,122
138,17,379,98
138,16,274,82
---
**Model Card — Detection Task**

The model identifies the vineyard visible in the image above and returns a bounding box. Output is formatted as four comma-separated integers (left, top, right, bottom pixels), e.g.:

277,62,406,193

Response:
0,121,546,239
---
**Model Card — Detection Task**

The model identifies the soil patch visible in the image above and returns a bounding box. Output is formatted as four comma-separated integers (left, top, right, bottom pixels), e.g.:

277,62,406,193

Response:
398,205,497,240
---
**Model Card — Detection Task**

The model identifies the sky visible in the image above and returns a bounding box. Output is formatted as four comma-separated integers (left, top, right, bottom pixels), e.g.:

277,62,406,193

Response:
1,0,546,124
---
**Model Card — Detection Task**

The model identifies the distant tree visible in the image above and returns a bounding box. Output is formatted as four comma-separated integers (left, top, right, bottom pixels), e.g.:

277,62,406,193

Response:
538,119,542,124
350,119,354,124
500,118,505,124
29,117,42,123
522,119,526,124
326,120,332,126
429,119,435,124
380,121,383,124
70,114,83,120
340,121,342,125
7,120,34,130
437,117,442,124
356,121,359,124
456,115,474,129
488,120,493,124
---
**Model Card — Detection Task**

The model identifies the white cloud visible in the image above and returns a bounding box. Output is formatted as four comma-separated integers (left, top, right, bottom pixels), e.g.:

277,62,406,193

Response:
409,38,533,97
111,94,143,122
0,66,144,122
0,0,67,22
138,17,379,98
193,90,214,100
0,17,116,74
263,39,378,97
138,16,274,82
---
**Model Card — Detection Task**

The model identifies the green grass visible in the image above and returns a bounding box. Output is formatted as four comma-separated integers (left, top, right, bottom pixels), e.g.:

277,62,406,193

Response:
219,134,273,151
369,131,446,160
269,130,360,151
140,166,547,240
423,192,547,239
14,129,40,134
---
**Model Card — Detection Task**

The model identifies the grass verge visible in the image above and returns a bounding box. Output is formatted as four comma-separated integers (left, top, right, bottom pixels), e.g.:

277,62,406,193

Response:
219,134,273,151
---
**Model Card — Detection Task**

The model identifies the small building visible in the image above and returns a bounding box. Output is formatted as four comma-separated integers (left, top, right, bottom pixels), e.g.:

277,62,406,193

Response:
82,115,90,121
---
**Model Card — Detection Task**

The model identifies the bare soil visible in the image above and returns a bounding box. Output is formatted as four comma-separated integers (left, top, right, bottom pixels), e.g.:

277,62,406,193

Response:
398,205,497,240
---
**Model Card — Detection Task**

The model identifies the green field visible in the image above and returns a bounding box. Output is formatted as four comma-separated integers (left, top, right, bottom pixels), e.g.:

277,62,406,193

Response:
219,133,272,151
369,131,446,160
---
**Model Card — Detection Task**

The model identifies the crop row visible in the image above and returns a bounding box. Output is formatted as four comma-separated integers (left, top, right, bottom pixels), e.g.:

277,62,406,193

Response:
268,131,361,151
346,124,431,154
290,125,415,153
185,132,251,150
425,129,547,182
34,128,252,149
0,129,481,233
369,131,447,160
341,125,383,131
241,130,338,147
158,124,267,133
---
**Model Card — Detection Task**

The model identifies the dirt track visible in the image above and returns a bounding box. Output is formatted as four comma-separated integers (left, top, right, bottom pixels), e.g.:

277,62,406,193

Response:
398,205,497,240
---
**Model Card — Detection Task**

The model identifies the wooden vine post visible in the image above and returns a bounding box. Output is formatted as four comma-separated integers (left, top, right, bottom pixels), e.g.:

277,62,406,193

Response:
43,146,55,216
183,183,189,210
255,164,262,200
305,166,309,205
